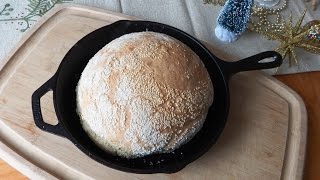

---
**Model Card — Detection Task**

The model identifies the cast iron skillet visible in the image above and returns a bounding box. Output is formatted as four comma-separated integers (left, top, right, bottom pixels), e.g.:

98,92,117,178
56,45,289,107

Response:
31,20,282,174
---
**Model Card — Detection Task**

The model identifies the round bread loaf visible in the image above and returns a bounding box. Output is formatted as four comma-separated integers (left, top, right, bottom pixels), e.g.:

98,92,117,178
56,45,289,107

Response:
76,31,214,158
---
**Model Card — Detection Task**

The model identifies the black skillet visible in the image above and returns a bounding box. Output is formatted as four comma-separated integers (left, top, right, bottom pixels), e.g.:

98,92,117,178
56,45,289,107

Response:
31,20,282,174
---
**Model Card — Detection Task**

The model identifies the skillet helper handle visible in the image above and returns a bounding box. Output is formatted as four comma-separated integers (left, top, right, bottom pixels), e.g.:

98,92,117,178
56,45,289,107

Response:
228,51,283,74
32,76,66,137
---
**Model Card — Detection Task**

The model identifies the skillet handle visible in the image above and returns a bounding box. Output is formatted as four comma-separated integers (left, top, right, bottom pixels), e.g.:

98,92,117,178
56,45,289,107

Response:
224,51,283,75
31,75,67,137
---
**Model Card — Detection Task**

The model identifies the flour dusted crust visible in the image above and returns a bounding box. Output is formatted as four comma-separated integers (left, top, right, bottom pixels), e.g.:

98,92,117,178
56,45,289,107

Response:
76,32,214,158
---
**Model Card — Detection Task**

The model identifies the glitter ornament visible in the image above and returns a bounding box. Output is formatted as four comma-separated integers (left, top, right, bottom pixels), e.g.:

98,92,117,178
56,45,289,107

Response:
303,20,320,44
204,0,289,34
215,0,253,43
257,11,320,67
250,0,287,33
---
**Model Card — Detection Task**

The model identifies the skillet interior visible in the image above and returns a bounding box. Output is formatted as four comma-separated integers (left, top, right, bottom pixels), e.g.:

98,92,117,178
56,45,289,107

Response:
53,20,230,173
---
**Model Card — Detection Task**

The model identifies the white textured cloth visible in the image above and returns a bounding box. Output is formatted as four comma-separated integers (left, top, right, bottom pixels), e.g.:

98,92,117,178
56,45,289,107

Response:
0,0,319,75
215,24,239,43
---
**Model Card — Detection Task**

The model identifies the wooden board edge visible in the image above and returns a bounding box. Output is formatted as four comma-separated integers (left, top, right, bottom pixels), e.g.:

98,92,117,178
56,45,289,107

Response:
0,4,124,179
0,4,137,77
0,4,138,94
0,5,69,179
0,5,59,72
256,72,307,180
0,140,55,179
0,116,95,179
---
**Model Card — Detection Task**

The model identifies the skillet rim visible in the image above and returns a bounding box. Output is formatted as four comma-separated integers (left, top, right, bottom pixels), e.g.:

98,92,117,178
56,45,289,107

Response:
48,20,231,173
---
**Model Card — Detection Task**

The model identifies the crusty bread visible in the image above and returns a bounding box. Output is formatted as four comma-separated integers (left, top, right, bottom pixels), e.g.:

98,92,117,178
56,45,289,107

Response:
76,32,214,158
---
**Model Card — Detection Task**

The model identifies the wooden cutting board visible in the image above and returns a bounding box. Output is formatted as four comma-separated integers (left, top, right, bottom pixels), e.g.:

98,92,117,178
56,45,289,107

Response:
0,4,307,180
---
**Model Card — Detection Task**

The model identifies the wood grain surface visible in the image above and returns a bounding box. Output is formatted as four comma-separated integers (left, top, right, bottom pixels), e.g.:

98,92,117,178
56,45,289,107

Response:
276,71,320,180
0,5,307,180
2,71,318,179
